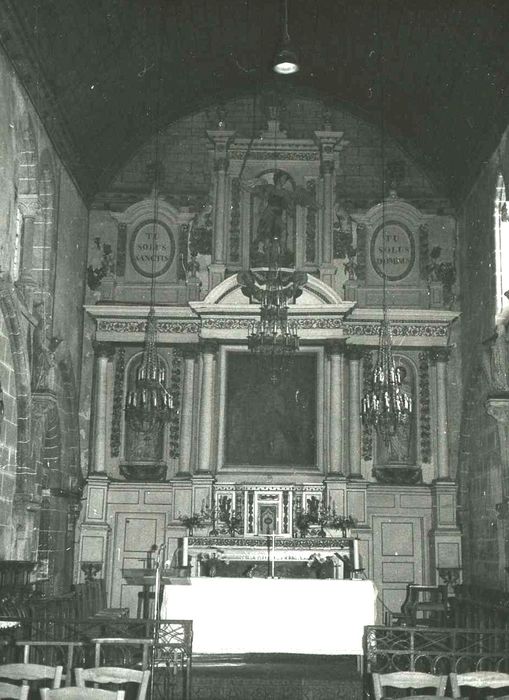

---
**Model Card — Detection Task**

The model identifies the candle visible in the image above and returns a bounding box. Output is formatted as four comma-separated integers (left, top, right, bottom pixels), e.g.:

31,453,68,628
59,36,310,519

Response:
352,538,360,571
182,536,189,568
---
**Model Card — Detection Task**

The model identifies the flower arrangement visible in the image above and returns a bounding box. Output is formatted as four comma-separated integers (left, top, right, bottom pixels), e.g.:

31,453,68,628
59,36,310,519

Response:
179,514,203,535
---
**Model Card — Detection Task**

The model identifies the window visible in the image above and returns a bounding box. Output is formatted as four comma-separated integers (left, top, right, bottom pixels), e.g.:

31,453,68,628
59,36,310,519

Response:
494,172,509,316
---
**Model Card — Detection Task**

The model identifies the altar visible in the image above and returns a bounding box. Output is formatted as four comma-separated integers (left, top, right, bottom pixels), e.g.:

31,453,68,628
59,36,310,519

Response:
161,578,377,655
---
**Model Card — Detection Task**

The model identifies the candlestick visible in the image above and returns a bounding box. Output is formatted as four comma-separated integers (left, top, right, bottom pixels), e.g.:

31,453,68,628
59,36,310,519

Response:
181,536,189,568
352,538,360,571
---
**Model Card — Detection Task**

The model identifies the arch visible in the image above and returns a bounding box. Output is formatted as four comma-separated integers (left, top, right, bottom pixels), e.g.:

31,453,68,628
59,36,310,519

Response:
202,270,345,307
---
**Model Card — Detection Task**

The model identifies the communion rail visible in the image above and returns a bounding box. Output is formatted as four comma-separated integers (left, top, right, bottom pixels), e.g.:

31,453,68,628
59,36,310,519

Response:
363,625,509,699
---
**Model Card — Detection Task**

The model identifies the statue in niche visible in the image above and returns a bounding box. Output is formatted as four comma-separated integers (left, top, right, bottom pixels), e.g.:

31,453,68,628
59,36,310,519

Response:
376,364,416,466
124,359,164,463
241,169,316,267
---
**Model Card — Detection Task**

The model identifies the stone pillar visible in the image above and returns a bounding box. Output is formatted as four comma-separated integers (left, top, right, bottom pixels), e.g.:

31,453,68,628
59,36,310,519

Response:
430,348,451,481
90,342,115,475
178,346,198,476
207,128,235,289
18,193,39,309
197,342,217,474
346,347,363,479
328,342,345,475
313,130,344,289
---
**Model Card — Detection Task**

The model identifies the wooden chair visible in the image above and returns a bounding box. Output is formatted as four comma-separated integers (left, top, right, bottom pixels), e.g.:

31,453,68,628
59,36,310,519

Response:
400,584,449,627
0,663,63,698
450,670,509,697
372,671,448,699
0,681,28,699
75,667,150,700
40,689,125,700
16,641,85,686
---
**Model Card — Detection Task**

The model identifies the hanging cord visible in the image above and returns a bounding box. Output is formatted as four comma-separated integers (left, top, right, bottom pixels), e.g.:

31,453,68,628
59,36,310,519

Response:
377,0,388,319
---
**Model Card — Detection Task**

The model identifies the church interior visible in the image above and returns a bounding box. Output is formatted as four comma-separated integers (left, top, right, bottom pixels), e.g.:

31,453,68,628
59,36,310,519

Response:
0,0,509,698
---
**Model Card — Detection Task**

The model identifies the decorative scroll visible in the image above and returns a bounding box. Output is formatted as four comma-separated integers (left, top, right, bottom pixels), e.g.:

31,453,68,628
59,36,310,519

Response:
305,180,317,263
362,351,374,460
247,491,254,534
229,178,241,263
110,347,125,457
283,490,289,534
168,350,182,458
419,351,431,462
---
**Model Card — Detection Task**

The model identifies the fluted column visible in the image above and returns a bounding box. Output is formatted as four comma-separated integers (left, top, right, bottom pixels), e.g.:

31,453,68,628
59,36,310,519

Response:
90,342,115,474
431,348,451,481
178,345,198,475
328,342,345,475
347,347,363,479
197,342,217,474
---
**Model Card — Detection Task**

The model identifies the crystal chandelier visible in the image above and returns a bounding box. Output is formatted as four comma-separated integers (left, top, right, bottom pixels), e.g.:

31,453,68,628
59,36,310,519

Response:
361,317,412,437
125,307,174,433
241,238,305,371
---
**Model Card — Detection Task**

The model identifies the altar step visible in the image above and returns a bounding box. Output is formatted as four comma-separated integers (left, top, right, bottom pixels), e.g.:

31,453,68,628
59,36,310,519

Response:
187,654,362,700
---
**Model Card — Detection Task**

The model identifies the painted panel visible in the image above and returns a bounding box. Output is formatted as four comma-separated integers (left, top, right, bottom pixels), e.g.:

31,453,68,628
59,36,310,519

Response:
437,541,460,568
438,493,456,525
87,487,105,520
381,522,414,557
382,561,415,583
144,491,172,505
369,494,396,509
346,490,366,524
109,490,140,504
173,489,192,519
400,493,431,509
123,516,159,552
81,536,104,562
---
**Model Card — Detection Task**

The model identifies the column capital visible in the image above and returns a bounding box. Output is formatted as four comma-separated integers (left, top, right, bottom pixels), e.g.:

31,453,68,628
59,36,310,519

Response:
17,193,39,219
486,396,509,425
199,340,219,355
325,340,346,357
430,347,452,364
180,343,200,360
93,341,116,359
344,345,365,362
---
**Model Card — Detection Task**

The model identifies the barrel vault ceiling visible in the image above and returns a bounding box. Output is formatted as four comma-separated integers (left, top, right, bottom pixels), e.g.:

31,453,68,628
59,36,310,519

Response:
1,0,509,204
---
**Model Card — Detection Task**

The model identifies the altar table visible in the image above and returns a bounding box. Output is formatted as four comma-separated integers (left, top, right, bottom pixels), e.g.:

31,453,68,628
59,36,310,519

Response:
161,578,377,655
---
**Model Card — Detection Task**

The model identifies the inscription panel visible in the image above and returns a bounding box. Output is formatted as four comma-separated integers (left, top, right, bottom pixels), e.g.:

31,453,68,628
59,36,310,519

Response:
370,221,415,281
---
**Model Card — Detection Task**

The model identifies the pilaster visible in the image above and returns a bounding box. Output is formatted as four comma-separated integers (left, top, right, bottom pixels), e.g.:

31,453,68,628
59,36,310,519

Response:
429,480,461,584
430,348,452,481
77,472,111,583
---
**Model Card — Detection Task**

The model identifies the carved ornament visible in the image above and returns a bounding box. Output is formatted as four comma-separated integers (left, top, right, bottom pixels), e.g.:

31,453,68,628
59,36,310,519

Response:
346,322,449,338
97,320,200,334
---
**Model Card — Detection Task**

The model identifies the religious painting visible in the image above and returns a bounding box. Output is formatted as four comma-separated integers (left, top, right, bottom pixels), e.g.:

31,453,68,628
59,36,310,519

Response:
225,353,317,467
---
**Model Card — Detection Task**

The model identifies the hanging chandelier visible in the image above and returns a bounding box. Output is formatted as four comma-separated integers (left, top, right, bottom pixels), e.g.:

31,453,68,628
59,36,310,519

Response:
361,318,412,437
247,239,300,356
239,236,306,375
125,306,174,433
361,5,412,441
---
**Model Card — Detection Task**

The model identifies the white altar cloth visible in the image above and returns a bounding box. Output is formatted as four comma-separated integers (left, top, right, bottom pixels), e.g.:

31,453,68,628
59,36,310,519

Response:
161,578,377,655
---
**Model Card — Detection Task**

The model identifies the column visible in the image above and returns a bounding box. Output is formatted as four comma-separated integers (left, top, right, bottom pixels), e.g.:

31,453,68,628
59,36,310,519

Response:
206,128,235,289
197,342,217,474
347,347,363,479
90,342,115,475
328,342,345,475
430,348,451,481
313,130,344,290
178,345,198,476
18,193,39,309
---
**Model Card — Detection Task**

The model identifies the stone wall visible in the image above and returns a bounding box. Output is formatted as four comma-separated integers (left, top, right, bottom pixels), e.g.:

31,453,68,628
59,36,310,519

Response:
0,45,88,592
457,126,509,586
